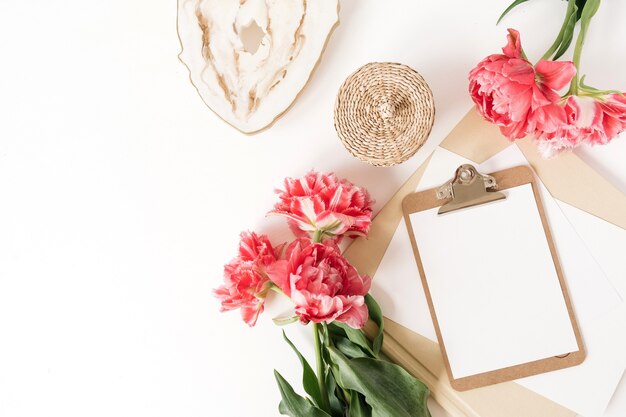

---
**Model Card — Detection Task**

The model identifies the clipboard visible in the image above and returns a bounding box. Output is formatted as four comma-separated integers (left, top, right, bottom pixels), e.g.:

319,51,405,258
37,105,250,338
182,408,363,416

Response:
402,164,585,391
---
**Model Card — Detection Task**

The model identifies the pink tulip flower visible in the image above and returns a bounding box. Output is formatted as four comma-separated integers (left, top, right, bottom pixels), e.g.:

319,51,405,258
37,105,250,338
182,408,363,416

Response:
267,239,371,329
213,232,283,326
270,171,373,239
536,93,626,158
469,29,576,140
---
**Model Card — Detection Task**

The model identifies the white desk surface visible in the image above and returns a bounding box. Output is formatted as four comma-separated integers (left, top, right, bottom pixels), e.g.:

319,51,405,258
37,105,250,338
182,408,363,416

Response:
1,1,625,416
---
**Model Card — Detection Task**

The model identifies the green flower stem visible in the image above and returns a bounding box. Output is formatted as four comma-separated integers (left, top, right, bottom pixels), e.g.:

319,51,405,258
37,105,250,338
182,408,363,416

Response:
541,0,576,60
570,33,584,95
312,323,331,413
312,229,323,243
569,0,602,95
311,232,329,410
269,283,286,296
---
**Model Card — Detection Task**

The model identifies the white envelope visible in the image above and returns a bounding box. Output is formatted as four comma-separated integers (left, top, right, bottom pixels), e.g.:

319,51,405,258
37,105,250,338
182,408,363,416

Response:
604,371,626,417
556,201,626,417
372,146,626,417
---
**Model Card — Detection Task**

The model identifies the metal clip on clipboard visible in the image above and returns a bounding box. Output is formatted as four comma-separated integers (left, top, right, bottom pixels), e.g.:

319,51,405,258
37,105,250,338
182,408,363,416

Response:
436,164,506,215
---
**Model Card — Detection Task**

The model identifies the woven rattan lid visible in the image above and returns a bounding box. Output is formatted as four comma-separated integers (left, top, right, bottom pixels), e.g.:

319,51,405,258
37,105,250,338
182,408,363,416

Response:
334,62,435,167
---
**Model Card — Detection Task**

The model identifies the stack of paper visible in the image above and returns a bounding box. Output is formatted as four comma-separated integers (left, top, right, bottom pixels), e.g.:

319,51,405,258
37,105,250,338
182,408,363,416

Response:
372,146,626,417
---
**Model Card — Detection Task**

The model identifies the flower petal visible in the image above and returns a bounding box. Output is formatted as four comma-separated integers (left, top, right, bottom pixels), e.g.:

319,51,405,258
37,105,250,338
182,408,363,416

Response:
265,260,291,295
535,60,576,91
502,28,522,58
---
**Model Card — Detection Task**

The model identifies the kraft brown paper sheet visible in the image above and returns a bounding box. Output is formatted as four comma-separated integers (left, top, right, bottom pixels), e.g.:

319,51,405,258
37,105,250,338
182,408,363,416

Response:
345,110,626,417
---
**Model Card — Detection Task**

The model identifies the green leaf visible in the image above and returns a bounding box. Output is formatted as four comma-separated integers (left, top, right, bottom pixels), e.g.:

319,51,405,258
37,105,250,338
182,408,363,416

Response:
579,75,623,95
325,368,347,417
541,0,577,60
321,322,331,348
365,294,384,356
579,0,600,25
334,335,371,359
553,3,578,59
580,75,602,92
328,348,431,417
274,370,332,417
331,322,376,358
575,0,587,20
326,321,348,338
282,330,324,408
350,392,373,417
497,0,530,24
273,316,299,326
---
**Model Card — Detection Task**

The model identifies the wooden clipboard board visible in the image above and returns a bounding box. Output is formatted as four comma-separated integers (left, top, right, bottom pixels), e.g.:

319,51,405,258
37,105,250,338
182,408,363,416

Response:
402,165,585,391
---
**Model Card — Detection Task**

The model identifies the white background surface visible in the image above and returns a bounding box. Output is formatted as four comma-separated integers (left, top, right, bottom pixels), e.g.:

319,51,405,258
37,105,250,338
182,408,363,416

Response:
1,1,626,416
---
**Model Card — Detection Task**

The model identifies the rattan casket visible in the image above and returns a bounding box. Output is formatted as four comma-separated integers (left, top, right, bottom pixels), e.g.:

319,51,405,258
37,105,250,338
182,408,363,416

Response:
334,62,435,167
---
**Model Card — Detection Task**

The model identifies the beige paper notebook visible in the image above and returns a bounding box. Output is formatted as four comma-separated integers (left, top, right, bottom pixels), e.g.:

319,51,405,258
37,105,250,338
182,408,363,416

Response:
402,165,585,391
345,109,626,417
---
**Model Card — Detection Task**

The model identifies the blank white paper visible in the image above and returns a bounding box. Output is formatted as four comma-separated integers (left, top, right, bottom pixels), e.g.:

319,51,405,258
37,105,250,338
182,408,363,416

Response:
408,184,579,379
372,146,624,415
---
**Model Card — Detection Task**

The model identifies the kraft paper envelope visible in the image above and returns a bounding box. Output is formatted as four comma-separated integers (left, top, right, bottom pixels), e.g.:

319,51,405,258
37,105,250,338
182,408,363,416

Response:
348,109,626,417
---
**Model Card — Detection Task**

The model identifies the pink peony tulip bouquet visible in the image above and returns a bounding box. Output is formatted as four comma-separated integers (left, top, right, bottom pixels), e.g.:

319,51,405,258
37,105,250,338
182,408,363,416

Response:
469,0,626,158
214,171,430,417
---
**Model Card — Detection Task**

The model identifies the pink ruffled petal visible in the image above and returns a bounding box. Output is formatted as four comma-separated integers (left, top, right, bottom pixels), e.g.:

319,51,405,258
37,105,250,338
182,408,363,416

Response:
535,60,576,91
336,297,369,329
499,120,528,140
502,29,522,58
265,260,291,295
276,240,372,328
240,303,263,327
